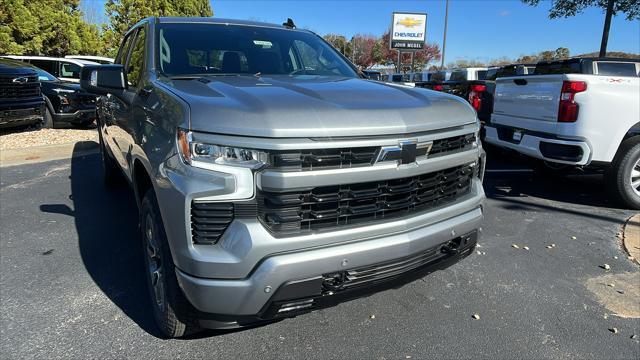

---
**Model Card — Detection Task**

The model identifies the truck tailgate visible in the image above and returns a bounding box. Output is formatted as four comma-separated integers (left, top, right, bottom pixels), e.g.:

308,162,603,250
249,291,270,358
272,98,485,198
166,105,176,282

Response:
493,75,565,122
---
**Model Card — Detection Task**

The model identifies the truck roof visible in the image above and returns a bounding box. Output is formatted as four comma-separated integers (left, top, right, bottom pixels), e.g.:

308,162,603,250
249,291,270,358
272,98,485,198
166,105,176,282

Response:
538,57,639,64
154,17,295,30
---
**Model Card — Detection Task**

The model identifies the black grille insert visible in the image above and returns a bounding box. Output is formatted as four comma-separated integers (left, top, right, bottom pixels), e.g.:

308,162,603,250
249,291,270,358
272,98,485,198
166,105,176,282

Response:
0,74,40,99
190,202,234,245
269,134,475,171
258,163,476,235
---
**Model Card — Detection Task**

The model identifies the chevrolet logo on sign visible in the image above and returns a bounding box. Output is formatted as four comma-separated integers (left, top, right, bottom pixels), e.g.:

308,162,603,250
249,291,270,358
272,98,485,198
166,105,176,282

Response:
373,140,432,165
396,18,423,28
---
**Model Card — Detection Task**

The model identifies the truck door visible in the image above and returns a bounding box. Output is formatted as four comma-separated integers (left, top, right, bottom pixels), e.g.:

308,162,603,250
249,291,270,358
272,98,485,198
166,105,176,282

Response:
102,28,137,173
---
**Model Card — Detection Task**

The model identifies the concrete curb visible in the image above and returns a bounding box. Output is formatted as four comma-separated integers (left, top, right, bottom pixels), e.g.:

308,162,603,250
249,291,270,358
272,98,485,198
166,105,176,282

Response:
0,141,99,167
623,214,640,265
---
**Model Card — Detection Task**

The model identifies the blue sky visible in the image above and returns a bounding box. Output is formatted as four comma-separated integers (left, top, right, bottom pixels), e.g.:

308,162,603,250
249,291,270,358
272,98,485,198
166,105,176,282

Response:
82,0,640,63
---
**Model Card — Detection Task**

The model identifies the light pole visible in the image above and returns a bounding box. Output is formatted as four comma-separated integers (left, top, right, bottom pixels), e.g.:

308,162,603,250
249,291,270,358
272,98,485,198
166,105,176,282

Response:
599,0,615,57
441,0,449,69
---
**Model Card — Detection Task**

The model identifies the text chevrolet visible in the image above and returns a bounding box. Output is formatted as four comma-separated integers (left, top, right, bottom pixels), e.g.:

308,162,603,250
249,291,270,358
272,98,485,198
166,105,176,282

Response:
80,17,486,338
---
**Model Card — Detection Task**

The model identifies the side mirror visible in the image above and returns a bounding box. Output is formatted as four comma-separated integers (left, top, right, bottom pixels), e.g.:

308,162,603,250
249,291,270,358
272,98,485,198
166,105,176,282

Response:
80,65,126,96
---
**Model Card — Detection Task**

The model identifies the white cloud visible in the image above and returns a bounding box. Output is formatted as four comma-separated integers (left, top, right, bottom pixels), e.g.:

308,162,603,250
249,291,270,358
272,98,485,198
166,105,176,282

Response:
499,10,510,17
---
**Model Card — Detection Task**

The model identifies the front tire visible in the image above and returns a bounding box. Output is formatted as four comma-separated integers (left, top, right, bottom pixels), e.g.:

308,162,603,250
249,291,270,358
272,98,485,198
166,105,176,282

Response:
140,189,200,338
607,136,640,209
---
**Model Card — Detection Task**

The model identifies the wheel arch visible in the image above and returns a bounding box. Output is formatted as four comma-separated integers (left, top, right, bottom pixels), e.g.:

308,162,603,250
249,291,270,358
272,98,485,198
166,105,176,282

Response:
132,158,154,206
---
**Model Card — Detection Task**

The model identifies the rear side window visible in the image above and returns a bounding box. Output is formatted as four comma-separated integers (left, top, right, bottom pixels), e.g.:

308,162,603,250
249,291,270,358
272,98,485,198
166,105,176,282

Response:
413,73,422,82
534,60,582,75
450,70,466,82
595,62,639,77
430,71,446,82
485,68,498,81
29,59,57,75
391,74,403,82
496,65,517,78
476,70,487,80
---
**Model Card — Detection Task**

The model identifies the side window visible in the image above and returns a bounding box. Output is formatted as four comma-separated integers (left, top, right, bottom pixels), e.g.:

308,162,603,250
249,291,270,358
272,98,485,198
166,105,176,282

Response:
126,27,146,88
59,62,81,79
30,60,56,75
595,62,638,77
116,31,136,65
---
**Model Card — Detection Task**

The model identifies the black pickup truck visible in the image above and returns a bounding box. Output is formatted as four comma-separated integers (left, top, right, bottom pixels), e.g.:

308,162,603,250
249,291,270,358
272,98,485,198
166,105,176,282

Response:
416,65,535,124
0,58,46,129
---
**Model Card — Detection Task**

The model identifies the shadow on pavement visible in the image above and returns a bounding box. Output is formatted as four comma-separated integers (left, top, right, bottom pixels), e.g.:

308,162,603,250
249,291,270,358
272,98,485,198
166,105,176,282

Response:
483,146,630,224
40,144,161,337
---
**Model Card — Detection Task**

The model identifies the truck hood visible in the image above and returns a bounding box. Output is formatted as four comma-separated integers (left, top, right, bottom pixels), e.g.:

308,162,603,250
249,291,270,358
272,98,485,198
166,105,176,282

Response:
164,75,476,138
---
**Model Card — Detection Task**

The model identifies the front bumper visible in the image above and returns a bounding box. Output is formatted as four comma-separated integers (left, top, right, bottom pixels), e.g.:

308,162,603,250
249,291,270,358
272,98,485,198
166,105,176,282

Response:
0,102,44,129
484,125,591,165
176,205,482,320
52,108,96,124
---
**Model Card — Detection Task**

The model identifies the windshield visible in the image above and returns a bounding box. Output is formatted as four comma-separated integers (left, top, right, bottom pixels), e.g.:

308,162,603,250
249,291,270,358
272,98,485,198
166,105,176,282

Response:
157,23,358,78
32,67,57,82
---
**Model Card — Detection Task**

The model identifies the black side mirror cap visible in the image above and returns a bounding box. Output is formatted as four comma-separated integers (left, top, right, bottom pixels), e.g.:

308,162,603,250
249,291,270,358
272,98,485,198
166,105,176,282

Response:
80,65,126,96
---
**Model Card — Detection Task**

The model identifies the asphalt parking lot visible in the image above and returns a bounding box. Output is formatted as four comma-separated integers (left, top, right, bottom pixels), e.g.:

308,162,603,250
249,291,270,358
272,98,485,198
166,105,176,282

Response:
1,146,639,359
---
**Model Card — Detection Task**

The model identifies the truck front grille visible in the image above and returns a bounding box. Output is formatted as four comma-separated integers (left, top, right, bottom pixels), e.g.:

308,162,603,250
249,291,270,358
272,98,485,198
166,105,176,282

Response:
258,163,476,235
269,133,475,171
0,74,40,99
190,202,234,245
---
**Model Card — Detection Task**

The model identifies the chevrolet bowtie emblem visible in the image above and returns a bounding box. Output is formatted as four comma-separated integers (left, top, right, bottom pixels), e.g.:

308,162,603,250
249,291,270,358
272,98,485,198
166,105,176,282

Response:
374,139,432,165
12,76,29,84
396,18,423,28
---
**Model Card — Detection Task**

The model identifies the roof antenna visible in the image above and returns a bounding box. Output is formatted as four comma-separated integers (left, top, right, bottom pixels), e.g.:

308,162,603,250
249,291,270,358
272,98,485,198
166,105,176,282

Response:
283,18,296,29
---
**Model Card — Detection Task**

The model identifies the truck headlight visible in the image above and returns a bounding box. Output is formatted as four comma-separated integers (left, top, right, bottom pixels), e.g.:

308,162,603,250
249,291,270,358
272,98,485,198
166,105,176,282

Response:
178,130,268,169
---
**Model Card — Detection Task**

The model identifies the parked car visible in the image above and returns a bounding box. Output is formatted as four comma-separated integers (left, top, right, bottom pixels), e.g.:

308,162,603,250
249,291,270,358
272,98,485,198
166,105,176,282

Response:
361,69,382,80
0,58,46,129
65,55,115,64
484,57,640,208
1,56,99,83
26,64,97,128
81,17,486,338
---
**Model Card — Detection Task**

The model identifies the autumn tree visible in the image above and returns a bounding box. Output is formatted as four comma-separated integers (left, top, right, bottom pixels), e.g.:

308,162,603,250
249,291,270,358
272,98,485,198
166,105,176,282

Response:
102,0,213,56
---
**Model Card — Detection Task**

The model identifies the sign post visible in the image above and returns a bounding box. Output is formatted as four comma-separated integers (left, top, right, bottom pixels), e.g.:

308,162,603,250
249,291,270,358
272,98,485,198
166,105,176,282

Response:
390,12,427,74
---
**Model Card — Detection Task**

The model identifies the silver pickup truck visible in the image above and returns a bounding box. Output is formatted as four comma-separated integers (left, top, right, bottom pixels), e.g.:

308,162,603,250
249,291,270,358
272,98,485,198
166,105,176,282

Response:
80,17,486,338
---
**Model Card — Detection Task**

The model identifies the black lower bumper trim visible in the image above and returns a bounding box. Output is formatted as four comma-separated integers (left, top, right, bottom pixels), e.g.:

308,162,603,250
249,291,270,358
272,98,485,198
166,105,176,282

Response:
195,231,478,328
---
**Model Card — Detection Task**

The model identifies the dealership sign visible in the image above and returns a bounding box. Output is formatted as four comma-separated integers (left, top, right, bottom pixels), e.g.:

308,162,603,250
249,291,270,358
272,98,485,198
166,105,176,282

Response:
390,12,427,50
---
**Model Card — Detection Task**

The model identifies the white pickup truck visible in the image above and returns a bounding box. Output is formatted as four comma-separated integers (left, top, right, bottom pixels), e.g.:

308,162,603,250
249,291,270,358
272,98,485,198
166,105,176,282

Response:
485,57,640,208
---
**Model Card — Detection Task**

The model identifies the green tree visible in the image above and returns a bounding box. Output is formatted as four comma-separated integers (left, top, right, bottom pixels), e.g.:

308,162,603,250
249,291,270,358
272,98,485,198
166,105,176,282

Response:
0,0,102,56
522,0,639,20
554,47,570,60
102,0,213,56
323,34,352,59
